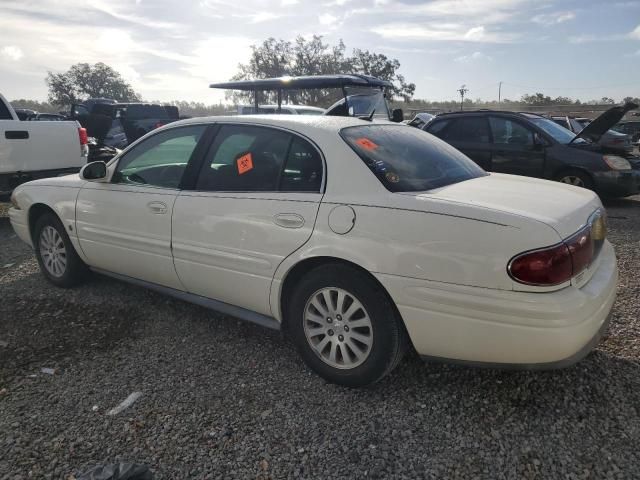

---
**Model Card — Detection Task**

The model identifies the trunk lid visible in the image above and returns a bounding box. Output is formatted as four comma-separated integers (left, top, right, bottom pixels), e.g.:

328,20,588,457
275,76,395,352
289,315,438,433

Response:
410,173,602,239
571,102,638,144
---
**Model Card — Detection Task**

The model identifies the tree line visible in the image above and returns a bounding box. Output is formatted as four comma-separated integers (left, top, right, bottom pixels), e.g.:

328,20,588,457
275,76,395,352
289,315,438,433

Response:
11,37,639,116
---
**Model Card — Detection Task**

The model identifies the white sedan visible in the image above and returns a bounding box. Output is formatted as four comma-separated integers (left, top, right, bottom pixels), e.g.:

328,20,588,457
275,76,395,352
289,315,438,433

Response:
9,115,617,386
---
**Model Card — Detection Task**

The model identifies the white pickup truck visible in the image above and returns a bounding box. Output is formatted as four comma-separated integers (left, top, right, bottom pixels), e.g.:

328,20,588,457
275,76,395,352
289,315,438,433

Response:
0,93,88,196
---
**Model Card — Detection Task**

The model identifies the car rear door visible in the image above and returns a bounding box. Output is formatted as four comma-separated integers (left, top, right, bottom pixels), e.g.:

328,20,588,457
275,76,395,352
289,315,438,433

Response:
75,124,209,290
488,116,546,178
171,123,324,316
432,116,492,170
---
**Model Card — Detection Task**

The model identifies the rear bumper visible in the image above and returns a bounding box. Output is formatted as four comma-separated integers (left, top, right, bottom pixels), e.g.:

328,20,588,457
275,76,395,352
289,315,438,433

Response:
375,241,617,368
593,169,640,197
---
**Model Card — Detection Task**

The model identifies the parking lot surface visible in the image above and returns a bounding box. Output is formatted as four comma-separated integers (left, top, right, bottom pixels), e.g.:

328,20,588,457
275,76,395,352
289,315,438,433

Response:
1,197,639,479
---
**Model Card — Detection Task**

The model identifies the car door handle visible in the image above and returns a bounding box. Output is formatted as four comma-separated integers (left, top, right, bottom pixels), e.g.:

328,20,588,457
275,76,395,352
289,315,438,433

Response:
5,130,29,140
147,201,168,214
274,213,305,229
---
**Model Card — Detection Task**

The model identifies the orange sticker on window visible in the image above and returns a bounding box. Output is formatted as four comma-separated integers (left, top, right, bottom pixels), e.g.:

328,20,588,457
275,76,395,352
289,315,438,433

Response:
236,153,253,175
355,137,379,151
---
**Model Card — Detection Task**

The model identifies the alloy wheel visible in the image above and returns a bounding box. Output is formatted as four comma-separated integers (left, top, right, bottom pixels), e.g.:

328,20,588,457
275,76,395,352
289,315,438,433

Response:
39,225,67,278
303,287,373,369
560,175,585,187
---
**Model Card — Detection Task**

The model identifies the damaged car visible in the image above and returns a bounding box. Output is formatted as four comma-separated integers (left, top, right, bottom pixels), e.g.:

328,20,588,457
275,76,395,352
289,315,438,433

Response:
423,102,640,197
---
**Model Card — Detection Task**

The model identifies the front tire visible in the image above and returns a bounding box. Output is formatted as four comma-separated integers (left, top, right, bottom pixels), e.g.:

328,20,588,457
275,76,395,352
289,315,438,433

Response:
555,169,594,190
287,264,408,387
34,213,87,288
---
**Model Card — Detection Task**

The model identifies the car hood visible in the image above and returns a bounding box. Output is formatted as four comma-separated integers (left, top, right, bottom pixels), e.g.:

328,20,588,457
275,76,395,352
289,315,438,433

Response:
410,173,602,239
572,102,638,144
20,173,85,189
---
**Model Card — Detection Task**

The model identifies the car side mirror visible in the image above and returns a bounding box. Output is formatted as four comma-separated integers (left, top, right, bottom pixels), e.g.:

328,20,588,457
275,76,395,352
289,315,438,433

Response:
391,108,404,123
80,161,107,181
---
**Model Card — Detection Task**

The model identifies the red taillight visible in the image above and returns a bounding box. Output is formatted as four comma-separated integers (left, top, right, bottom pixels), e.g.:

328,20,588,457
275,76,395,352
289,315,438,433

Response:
508,224,597,287
508,243,573,286
78,127,88,145
154,122,164,129
566,227,593,277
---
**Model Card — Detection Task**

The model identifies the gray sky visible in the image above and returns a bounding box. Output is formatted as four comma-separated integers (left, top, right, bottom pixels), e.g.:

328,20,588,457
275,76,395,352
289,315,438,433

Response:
1,0,639,104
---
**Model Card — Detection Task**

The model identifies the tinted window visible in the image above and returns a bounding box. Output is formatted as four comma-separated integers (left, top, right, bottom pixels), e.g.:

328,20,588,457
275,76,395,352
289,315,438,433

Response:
126,104,169,119
443,117,490,143
0,100,13,120
280,137,323,192
489,117,533,145
196,125,291,192
527,117,581,144
426,119,450,137
113,125,205,188
341,125,486,192
551,118,568,129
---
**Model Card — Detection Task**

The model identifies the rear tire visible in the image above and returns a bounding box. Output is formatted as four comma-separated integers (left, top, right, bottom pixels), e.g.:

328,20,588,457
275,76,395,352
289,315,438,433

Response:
287,264,408,387
34,213,88,288
555,169,594,190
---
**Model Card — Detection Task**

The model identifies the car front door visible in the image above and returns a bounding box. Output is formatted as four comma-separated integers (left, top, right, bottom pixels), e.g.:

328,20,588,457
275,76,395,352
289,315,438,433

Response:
171,123,324,316
75,124,208,290
437,116,492,170
488,116,546,178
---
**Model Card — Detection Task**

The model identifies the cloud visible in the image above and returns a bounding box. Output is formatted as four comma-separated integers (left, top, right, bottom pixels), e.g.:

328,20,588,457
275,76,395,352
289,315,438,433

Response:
454,51,492,63
630,25,640,39
246,12,280,23
569,33,624,44
371,23,517,43
1,46,24,61
319,13,337,26
532,11,576,26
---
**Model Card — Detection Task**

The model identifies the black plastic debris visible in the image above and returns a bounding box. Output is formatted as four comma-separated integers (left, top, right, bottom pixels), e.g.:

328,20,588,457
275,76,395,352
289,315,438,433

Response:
77,463,153,480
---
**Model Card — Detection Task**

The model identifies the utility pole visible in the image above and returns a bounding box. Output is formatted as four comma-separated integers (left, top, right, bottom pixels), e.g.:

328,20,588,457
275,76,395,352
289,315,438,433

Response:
498,81,502,105
457,85,468,111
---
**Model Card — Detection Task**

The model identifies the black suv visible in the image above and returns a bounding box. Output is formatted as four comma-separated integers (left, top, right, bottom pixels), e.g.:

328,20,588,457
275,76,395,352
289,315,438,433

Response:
423,105,640,197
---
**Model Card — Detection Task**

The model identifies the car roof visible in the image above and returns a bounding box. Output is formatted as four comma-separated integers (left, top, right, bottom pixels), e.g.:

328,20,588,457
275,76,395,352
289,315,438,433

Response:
432,110,541,120
167,114,379,133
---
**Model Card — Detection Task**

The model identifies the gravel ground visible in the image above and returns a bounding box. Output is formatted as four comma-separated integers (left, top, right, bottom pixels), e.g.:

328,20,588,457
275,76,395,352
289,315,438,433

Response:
0,197,639,479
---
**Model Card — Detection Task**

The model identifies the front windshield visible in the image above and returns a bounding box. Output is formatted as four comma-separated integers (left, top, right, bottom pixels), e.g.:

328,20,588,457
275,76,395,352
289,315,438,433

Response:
341,124,487,192
528,117,587,144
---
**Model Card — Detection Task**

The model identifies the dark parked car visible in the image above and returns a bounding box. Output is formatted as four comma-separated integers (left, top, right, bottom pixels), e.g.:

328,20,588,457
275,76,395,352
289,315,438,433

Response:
27,113,68,121
13,108,36,120
70,101,179,147
550,115,632,153
613,120,640,144
422,103,640,197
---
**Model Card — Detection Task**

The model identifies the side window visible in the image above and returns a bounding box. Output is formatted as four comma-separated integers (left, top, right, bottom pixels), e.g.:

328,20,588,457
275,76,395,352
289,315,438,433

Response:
0,101,13,120
442,117,490,143
113,125,206,188
196,125,291,192
280,137,323,192
489,117,534,146
426,119,450,137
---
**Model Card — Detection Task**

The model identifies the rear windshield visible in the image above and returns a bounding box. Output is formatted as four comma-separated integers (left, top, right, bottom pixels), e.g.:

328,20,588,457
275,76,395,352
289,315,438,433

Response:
126,104,169,119
340,125,487,192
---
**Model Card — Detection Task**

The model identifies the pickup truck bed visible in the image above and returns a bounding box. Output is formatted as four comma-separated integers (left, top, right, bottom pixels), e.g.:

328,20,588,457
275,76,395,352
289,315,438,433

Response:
0,94,87,195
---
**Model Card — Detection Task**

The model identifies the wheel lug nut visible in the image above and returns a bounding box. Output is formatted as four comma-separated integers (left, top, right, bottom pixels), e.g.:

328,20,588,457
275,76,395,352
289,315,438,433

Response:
336,314,342,321
338,335,344,341
328,330,334,336
344,326,349,332
327,317,333,323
